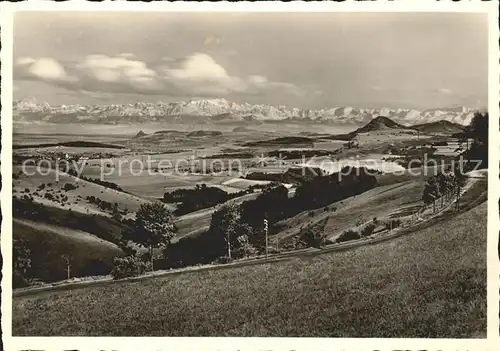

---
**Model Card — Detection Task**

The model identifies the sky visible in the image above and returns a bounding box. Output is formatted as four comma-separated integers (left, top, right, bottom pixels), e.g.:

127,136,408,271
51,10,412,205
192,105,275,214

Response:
13,12,488,109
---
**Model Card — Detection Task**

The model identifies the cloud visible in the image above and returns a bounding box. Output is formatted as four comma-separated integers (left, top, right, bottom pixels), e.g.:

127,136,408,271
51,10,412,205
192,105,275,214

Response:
14,57,78,88
14,53,303,98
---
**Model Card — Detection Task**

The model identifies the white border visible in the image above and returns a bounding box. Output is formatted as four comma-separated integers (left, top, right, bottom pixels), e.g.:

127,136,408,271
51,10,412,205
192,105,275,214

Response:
1,1,498,350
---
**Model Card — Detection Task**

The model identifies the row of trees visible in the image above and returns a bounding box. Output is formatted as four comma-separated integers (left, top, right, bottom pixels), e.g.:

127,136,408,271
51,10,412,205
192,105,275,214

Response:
422,172,464,207
421,111,488,211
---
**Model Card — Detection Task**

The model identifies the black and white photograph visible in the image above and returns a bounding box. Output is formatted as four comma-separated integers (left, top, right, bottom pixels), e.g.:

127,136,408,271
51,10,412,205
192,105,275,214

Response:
2,2,497,345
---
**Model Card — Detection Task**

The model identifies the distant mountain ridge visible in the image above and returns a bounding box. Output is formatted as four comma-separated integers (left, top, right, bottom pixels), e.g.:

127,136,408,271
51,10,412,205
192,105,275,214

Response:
13,97,478,126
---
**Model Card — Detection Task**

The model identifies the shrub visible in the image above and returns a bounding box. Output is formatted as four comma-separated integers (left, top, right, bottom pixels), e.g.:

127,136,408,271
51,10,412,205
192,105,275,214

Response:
63,183,77,191
234,242,258,258
336,229,360,243
361,223,376,237
111,255,148,280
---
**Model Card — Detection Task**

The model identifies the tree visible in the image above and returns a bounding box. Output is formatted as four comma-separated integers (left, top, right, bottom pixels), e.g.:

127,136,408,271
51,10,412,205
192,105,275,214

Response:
209,203,256,259
129,202,175,271
210,203,242,259
460,111,488,170
13,238,31,287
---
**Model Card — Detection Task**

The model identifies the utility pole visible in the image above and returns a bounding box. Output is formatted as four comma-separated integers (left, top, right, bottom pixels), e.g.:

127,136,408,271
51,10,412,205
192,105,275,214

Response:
264,218,269,259
227,231,232,259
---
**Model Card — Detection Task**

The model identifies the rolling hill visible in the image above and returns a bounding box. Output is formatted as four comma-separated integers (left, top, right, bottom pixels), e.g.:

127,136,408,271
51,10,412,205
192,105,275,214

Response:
14,218,125,284
13,166,151,217
326,116,417,141
412,120,466,134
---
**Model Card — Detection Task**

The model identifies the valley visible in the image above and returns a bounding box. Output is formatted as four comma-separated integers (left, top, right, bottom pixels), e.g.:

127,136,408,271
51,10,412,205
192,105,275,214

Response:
11,104,489,338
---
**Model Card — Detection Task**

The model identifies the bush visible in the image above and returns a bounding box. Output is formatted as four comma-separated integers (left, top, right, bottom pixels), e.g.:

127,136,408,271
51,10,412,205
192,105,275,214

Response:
336,229,360,243
234,242,259,258
111,255,148,280
63,183,77,191
361,223,376,237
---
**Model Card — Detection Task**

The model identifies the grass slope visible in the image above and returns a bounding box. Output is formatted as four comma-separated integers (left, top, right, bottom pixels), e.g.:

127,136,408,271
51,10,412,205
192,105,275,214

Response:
14,219,124,283
14,166,151,216
273,180,422,242
13,201,486,337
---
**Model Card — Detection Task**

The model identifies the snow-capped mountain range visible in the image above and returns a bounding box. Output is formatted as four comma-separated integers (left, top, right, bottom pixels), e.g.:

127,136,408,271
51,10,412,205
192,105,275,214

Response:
13,97,478,126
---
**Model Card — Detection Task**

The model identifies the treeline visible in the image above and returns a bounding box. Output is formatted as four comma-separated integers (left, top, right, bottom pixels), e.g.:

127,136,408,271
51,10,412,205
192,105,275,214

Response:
163,183,262,216
67,169,125,192
160,166,378,269
423,172,463,206
245,166,325,185
267,149,332,160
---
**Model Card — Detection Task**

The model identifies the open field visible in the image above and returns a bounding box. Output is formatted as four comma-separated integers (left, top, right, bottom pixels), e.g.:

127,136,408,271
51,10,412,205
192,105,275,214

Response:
12,199,486,337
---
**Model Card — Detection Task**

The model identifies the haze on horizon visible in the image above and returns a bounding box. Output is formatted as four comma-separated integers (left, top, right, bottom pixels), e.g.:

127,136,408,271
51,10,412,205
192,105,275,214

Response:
13,12,488,110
